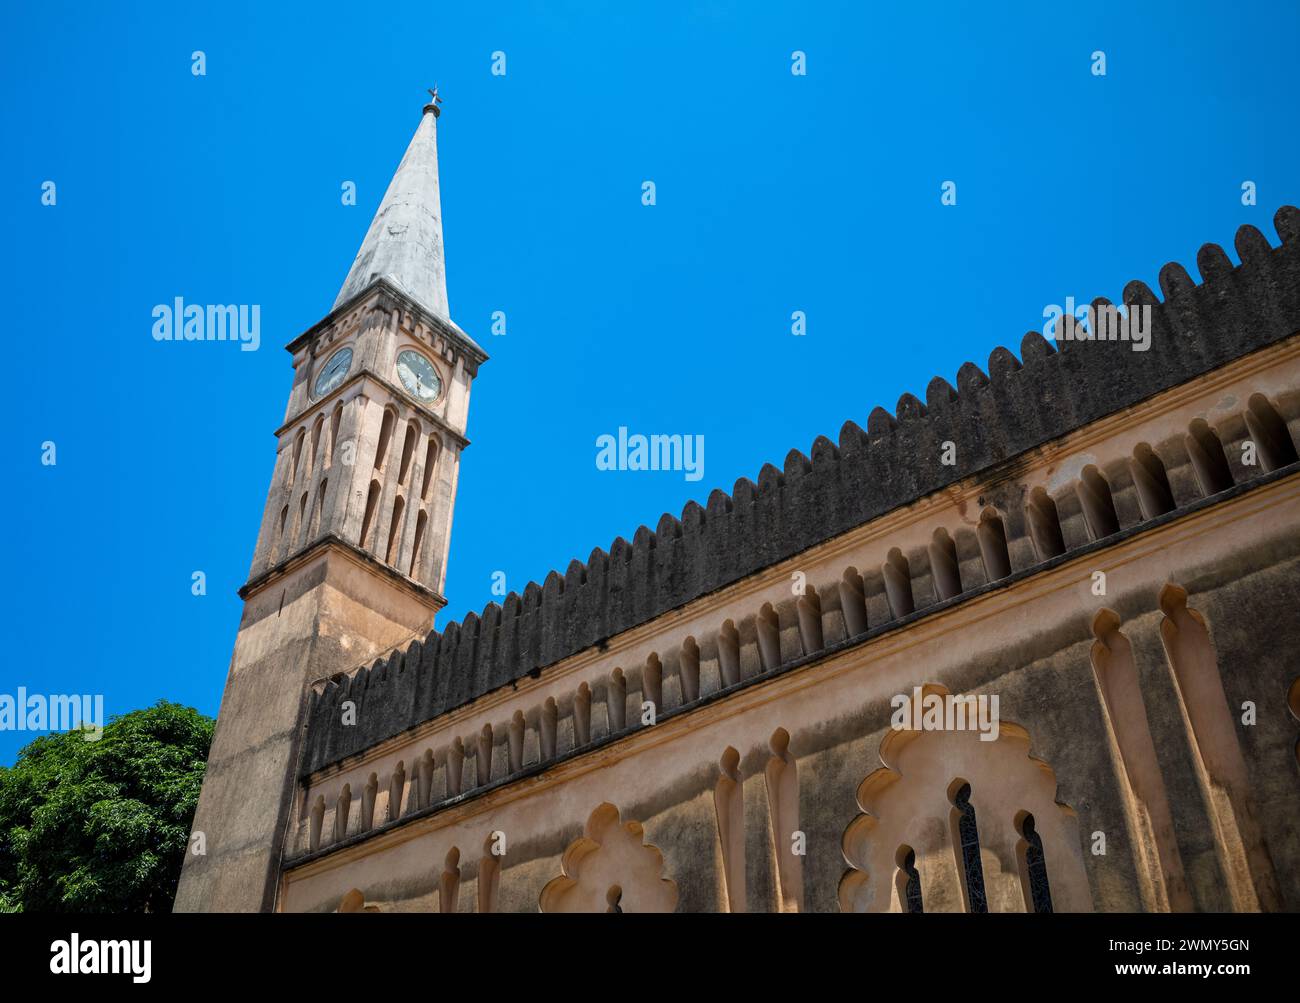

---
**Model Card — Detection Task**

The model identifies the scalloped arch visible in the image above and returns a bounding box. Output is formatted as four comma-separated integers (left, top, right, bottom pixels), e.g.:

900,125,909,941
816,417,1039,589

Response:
839,684,1092,913
539,803,678,913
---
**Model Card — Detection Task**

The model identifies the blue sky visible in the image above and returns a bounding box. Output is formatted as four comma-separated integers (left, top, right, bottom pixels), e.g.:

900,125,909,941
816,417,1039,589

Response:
3,0,1298,764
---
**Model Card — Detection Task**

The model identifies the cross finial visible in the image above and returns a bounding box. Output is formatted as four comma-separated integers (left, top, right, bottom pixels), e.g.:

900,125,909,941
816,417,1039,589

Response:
424,85,443,117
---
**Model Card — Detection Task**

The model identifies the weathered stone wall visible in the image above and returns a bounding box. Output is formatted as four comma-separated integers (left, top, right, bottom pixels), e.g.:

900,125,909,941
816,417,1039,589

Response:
278,461,1300,911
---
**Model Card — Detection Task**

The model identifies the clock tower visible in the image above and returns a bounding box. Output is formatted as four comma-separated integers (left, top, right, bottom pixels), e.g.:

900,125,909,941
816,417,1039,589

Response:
175,92,486,912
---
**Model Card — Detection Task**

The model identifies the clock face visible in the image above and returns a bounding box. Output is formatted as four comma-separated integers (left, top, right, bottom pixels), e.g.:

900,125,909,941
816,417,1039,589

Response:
396,349,442,402
313,347,353,399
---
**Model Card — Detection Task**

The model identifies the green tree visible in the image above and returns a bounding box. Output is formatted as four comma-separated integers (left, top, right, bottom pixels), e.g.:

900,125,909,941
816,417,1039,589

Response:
0,701,213,912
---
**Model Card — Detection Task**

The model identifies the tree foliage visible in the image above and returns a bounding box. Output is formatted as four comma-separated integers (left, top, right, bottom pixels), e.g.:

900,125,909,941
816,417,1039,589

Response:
0,701,213,912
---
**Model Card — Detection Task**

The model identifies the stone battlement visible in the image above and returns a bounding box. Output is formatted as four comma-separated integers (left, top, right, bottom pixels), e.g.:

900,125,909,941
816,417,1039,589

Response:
300,207,1300,778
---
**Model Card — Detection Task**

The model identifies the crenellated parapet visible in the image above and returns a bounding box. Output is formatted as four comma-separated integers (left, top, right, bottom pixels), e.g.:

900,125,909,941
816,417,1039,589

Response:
300,207,1300,777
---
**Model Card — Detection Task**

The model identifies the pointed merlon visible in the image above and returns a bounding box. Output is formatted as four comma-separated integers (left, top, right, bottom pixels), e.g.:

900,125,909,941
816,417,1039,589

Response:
1123,280,1159,307
1234,224,1272,265
732,478,756,506
810,435,838,463
867,406,896,435
1020,330,1055,364
895,393,927,422
1197,243,1234,283
925,377,958,410
656,512,682,539
784,449,812,478
335,94,451,321
757,463,784,492
956,361,989,394
987,346,1021,379
838,419,867,450
1158,262,1196,299
681,500,706,529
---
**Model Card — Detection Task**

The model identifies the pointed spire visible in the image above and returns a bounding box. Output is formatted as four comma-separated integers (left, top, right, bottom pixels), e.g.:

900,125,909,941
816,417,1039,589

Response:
335,92,449,320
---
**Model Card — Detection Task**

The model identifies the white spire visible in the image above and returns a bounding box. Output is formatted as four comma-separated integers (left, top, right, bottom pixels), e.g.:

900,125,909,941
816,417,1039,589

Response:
335,92,449,320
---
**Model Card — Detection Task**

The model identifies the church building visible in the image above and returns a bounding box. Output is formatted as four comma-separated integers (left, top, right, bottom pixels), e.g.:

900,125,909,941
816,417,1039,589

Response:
174,94,1300,913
